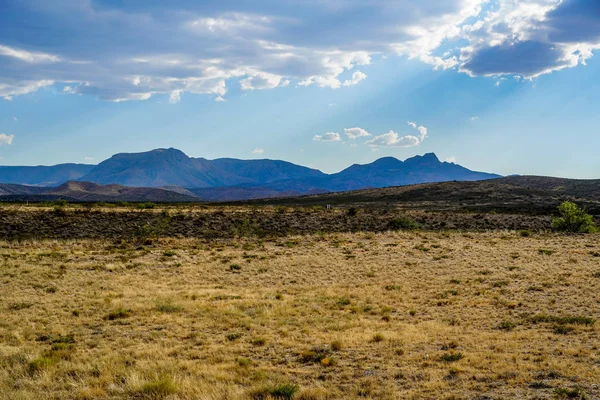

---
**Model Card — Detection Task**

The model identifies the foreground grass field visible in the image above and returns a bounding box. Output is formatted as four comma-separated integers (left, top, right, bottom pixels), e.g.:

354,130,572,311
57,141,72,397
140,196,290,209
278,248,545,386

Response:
1,231,599,399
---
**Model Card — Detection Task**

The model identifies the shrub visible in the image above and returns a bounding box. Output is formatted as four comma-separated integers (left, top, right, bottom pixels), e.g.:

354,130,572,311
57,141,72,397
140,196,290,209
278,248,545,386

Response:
226,332,243,341
553,325,575,335
388,216,419,231
497,320,517,331
136,202,156,210
330,340,343,351
552,201,597,233
347,207,358,217
370,333,384,343
439,352,464,362
300,346,331,363
27,357,53,375
554,387,588,399
237,357,252,367
251,384,299,399
105,308,131,320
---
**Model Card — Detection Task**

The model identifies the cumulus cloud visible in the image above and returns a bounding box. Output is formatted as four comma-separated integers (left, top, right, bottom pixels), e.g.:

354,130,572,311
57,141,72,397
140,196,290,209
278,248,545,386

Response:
344,127,371,139
0,133,15,145
365,122,428,148
240,71,285,90
445,156,457,163
342,70,367,87
456,0,600,78
251,148,264,154
365,131,421,147
1,0,599,101
313,132,341,142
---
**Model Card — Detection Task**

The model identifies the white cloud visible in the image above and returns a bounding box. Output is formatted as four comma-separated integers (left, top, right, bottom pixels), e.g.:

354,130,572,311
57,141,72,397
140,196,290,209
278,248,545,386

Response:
0,80,54,100
365,130,421,147
365,122,428,148
344,127,371,139
186,13,273,36
168,89,183,104
240,71,284,90
2,0,599,102
470,116,479,121
0,133,15,145
417,126,427,142
251,148,264,154
313,132,341,142
445,156,457,163
342,70,367,87
84,156,95,161
0,45,61,63
215,96,226,102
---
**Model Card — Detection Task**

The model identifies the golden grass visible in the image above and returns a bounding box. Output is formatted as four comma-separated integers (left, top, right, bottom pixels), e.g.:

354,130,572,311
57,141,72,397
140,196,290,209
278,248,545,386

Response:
1,231,599,399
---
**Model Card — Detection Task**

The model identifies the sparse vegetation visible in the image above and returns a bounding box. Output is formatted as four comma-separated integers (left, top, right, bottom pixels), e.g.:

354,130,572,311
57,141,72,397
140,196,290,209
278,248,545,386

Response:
1,229,599,399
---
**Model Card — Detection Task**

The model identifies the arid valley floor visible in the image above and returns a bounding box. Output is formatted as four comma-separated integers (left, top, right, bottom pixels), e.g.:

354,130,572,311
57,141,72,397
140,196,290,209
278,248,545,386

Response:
1,207,599,399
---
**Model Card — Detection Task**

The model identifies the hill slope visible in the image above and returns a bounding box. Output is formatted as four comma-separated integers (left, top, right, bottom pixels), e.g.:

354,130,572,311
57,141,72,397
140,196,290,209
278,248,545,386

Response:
0,164,94,186
0,181,199,202
243,176,600,214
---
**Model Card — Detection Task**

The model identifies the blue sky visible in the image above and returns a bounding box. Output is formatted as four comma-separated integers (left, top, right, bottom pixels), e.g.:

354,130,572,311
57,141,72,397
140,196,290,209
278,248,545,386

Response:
1,0,600,177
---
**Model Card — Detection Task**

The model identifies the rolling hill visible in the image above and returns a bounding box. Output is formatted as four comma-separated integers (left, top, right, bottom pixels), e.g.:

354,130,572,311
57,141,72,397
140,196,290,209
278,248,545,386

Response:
0,181,199,203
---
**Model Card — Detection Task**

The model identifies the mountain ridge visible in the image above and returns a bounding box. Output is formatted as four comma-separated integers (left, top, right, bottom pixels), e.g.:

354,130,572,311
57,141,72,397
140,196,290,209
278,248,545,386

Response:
0,148,501,200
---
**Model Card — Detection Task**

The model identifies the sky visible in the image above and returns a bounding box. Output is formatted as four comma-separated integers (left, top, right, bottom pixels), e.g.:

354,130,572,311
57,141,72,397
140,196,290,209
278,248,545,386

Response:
0,0,599,178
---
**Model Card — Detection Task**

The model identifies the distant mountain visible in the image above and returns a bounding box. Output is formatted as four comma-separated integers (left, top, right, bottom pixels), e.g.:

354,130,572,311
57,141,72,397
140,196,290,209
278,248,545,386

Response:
0,148,502,201
80,148,326,188
0,164,94,186
0,181,199,202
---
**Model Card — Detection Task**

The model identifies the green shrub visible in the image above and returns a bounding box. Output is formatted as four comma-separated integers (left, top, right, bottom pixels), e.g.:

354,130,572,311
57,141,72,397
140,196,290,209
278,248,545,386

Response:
388,216,419,231
105,308,131,320
251,383,299,399
497,320,517,331
136,202,156,210
439,352,464,362
552,201,597,233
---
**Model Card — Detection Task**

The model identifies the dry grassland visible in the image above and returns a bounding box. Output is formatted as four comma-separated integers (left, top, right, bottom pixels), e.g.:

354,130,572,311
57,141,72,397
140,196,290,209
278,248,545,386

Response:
1,231,599,399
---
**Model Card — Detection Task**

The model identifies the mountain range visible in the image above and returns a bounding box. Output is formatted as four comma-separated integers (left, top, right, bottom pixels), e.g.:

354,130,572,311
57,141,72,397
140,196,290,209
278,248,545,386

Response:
0,148,501,201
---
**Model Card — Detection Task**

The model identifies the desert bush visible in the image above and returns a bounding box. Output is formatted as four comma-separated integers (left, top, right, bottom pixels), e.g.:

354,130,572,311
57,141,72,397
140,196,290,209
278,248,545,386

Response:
552,201,597,233
105,308,131,320
347,207,358,217
136,202,156,210
388,216,419,231
497,320,517,331
439,352,464,363
251,383,299,399
27,357,53,375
